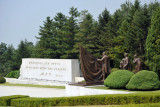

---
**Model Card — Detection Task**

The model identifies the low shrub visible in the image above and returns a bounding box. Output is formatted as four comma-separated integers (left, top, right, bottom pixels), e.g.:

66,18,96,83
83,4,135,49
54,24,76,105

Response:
10,93,160,107
0,77,6,83
6,70,20,79
126,70,160,91
104,70,134,89
0,95,29,106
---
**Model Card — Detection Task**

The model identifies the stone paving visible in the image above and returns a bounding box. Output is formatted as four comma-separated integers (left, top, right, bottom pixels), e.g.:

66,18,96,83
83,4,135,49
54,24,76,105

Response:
0,85,65,98
0,78,133,98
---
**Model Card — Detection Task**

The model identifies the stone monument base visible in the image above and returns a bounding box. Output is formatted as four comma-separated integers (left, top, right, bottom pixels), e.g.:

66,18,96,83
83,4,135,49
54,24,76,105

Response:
5,78,67,86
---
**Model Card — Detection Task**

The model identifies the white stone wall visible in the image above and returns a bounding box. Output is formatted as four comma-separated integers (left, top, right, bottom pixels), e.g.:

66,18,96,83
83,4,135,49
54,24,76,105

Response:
19,58,80,83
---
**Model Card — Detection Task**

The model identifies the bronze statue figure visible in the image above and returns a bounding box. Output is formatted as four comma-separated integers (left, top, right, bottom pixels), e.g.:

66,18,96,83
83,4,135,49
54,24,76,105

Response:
133,54,141,73
97,52,110,81
120,53,131,71
80,46,110,85
119,58,125,69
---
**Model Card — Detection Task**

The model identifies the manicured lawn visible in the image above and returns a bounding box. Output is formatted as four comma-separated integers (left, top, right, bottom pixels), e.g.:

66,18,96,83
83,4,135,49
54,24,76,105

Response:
88,86,160,93
0,82,65,89
87,86,130,91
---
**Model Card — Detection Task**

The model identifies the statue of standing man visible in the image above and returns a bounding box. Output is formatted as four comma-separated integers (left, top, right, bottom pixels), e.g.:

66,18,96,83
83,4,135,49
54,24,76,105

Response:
97,52,110,81
133,54,141,73
120,53,131,71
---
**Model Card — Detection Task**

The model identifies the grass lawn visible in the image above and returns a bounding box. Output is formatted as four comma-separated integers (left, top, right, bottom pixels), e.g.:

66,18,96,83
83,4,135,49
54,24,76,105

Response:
88,86,160,93
88,86,130,92
0,82,65,89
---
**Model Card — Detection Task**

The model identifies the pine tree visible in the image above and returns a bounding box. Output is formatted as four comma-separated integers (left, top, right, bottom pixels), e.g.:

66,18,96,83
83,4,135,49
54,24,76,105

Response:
111,9,124,37
53,12,68,58
35,16,56,58
148,1,160,21
97,8,111,54
98,8,110,30
129,4,149,56
0,42,7,56
114,0,143,60
5,45,14,64
15,41,31,69
74,11,95,54
146,7,160,77
62,7,80,58
120,0,133,18
0,42,8,76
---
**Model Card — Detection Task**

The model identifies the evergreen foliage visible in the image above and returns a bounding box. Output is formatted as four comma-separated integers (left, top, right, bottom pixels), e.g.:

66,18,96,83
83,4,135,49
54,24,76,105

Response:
104,70,134,89
74,11,95,54
34,17,56,58
15,40,31,70
126,70,160,90
53,12,68,58
63,7,80,58
0,43,15,76
146,7,160,77
97,8,111,54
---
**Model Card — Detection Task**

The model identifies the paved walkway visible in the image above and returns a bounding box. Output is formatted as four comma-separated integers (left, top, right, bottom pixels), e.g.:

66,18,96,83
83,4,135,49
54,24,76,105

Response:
0,85,133,98
0,85,65,98
0,78,133,98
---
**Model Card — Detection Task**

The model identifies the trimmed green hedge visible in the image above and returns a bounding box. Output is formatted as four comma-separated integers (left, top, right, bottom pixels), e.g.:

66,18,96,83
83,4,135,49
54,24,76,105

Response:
0,95,29,106
104,70,134,89
114,103,160,107
1,93,160,106
5,70,20,79
126,70,160,91
10,93,160,107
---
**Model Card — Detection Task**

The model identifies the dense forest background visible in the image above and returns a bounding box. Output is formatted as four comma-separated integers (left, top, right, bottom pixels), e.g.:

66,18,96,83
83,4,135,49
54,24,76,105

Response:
1,0,160,77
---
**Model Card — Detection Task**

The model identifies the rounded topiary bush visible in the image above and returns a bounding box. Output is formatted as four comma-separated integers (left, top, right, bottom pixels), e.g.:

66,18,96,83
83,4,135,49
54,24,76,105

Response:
0,77,6,83
126,70,160,91
104,70,134,89
6,70,20,79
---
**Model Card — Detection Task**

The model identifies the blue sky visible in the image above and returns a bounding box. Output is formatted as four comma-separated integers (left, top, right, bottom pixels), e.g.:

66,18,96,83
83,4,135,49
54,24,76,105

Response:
0,0,156,48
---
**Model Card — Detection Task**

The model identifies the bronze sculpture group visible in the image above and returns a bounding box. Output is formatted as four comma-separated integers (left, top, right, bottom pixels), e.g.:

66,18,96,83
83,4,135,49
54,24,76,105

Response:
79,46,141,85
120,53,141,73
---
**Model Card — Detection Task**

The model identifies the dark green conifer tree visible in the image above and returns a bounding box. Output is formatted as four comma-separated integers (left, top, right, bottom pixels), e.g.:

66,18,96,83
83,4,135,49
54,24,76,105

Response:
35,17,56,58
15,40,31,69
53,12,68,58
62,7,80,58
74,11,95,54
146,7,160,77
97,8,111,54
